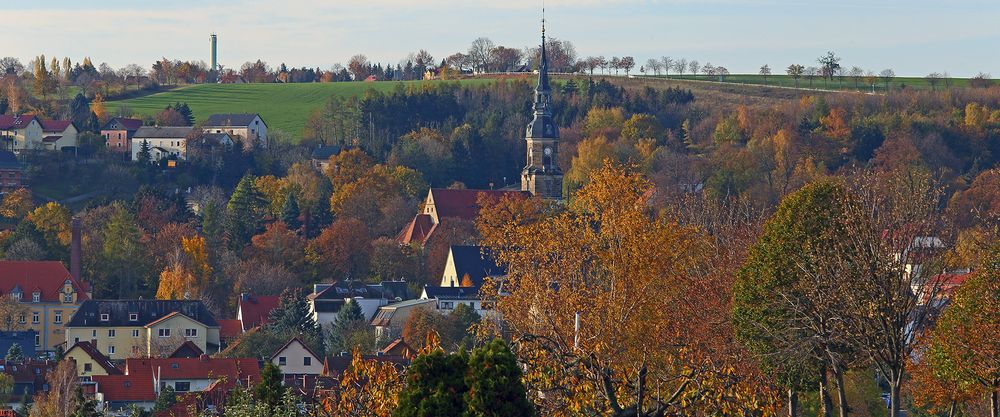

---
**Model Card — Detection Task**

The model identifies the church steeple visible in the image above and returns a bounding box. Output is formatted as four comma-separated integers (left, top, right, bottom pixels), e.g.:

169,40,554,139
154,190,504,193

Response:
521,9,563,200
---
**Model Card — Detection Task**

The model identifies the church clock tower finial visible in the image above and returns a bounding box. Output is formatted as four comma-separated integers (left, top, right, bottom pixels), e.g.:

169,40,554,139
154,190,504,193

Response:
521,6,563,200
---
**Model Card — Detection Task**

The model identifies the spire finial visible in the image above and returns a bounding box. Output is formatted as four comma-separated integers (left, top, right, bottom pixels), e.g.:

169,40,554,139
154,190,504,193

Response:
541,0,546,40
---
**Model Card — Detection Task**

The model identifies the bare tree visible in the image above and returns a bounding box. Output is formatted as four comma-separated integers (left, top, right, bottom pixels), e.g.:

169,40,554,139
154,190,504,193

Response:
620,56,635,76
674,58,687,75
467,37,495,73
0,57,23,75
924,72,942,91
660,56,673,76
645,58,662,76
864,71,878,93
804,66,820,88
701,62,714,76
787,64,804,88
689,60,700,76
879,69,895,91
597,56,608,74
759,64,771,84
849,67,864,90
610,56,621,75
347,54,370,80
817,51,841,81
120,63,146,91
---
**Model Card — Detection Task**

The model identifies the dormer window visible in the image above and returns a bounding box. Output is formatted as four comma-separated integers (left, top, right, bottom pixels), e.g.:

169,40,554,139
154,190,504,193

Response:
100,314,109,322
63,294,72,303
129,314,138,322
31,292,39,303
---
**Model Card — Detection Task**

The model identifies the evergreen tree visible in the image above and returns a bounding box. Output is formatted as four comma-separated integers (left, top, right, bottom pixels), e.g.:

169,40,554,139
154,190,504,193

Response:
225,174,265,249
255,361,285,409
15,387,29,417
395,349,469,417
281,192,301,230
70,385,100,417
84,112,100,134
269,288,319,336
152,385,176,412
5,343,23,362
465,340,535,417
200,199,224,252
326,299,367,353
174,102,194,126
137,140,152,165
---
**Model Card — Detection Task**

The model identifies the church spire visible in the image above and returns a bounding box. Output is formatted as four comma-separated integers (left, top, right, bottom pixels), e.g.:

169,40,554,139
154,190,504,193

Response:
536,7,551,99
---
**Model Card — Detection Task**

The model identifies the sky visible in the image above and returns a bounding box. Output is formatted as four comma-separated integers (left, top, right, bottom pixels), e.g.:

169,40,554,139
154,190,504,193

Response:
4,0,999,77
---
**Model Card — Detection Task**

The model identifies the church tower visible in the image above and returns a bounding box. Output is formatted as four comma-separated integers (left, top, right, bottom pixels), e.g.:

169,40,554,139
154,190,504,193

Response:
521,16,563,200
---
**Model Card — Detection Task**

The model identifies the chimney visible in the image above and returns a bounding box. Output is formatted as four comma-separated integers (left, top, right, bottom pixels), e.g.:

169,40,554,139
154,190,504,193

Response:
70,217,81,282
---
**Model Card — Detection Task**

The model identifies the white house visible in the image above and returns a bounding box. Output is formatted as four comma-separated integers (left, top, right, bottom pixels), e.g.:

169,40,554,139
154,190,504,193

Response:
132,126,193,161
420,286,492,316
307,281,409,329
202,113,268,149
0,115,43,151
270,337,323,376
370,299,435,341
39,120,78,150
439,245,506,288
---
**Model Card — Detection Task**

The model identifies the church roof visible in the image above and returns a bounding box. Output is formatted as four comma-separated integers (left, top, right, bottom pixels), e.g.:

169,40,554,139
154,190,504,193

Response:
526,21,558,140
429,188,528,220
396,213,437,245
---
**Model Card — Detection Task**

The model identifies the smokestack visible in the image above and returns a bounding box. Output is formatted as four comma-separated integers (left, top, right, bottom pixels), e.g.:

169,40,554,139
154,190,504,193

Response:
70,217,81,282
210,33,218,72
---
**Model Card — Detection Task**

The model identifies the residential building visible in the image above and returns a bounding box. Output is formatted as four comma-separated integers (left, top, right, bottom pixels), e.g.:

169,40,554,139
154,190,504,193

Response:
0,151,23,193
38,120,78,150
421,286,491,316
310,144,348,171
131,126,193,161
0,115,42,151
216,318,243,347
307,281,409,327
396,188,527,245
380,338,415,358
64,300,220,359
168,340,205,358
0,331,36,359
65,341,120,378
202,113,268,149
438,245,505,288
270,337,323,376
128,356,260,393
322,351,409,377
92,365,157,411
369,299,435,341
236,294,279,331
0,260,90,351
100,118,143,153
0,359,56,408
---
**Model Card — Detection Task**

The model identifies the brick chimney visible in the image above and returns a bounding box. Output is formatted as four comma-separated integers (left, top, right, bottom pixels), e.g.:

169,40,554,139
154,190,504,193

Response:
70,217,81,282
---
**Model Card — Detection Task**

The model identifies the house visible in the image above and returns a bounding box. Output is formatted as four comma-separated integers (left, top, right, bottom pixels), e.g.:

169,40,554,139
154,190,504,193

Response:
131,126,193,161
0,151,24,193
322,351,410,377
128,356,260,393
369,299,435,341
380,338,415,358
0,331,37,359
0,359,57,408
202,113,268,149
92,364,157,411
397,188,527,245
307,281,409,327
438,245,505,288
64,299,221,359
310,144,350,171
270,337,323,376
216,318,243,347
236,294,279,331
421,286,491,316
38,120,78,151
0,115,43,151
64,341,120,378
0,260,90,351
101,118,143,153
168,340,205,358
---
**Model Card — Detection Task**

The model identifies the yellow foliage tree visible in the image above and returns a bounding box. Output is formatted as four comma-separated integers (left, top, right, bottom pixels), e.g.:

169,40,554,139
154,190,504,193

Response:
91,93,107,122
0,189,33,220
583,107,626,138
28,202,71,246
565,136,614,191
965,103,990,128
322,348,405,417
155,236,212,300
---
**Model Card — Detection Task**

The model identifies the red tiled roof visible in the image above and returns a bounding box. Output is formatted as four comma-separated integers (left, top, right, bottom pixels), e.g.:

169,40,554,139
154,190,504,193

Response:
270,337,321,362
238,295,279,330
93,366,156,402
429,189,528,220
0,115,36,130
217,319,243,341
395,214,437,245
39,119,72,133
168,340,204,358
0,261,89,302
67,341,121,375
124,357,261,384
42,136,62,143
114,118,143,131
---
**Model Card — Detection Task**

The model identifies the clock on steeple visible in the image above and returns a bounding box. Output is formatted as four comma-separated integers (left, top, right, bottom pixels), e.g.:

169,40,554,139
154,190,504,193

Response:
521,15,563,200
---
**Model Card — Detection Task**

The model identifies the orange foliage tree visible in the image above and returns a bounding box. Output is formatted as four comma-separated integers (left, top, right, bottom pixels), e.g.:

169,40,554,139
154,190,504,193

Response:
155,236,212,300
477,161,779,417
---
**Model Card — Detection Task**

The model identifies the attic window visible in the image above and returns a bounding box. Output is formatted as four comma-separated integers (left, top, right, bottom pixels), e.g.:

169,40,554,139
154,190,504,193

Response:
100,314,109,322
129,314,138,322
123,381,131,388
171,363,179,369
31,292,39,303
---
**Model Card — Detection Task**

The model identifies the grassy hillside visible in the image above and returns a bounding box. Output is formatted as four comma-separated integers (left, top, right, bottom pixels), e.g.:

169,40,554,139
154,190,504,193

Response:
638,73,971,91
107,79,495,140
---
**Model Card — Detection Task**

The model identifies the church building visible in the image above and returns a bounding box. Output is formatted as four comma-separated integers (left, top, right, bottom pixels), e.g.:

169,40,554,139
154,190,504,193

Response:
520,21,564,200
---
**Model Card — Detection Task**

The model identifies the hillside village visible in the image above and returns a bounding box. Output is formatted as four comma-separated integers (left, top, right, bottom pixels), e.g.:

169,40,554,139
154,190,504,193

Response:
3,3,1000,417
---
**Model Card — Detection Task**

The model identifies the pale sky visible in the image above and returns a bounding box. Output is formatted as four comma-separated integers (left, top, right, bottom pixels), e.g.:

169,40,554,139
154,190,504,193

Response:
4,0,999,77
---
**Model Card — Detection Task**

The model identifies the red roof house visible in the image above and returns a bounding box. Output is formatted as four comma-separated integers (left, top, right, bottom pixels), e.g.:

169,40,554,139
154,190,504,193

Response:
0,260,90,302
397,188,528,245
237,294,280,331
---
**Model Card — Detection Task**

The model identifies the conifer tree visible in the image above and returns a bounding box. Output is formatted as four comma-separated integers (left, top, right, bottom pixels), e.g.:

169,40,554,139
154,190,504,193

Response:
327,299,367,353
136,140,152,165
281,192,301,230
225,174,265,249
395,349,469,417
465,340,535,417
5,343,23,362
70,385,99,417
255,361,284,409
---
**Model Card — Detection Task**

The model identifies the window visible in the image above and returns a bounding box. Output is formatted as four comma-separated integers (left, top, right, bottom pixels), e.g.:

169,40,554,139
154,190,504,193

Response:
17,314,24,324
303,357,311,366
34,334,39,347
132,330,140,338
108,330,116,338
108,346,115,355
12,292,20,301
83,363,92,373
278,357,286,366
440,301,454,310
175,382,190,392
100,314,109,322
54,311,62,324
31,292,39,303
123,381,130,388
129,313,138,322
62,293,72,303
91,330,97,338
184,329,197,338
31,312,38,324
158,329,170,338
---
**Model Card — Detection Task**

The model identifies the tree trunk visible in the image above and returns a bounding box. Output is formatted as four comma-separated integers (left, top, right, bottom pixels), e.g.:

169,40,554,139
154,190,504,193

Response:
948,399,956,417
788,389,799,417
889,378,901,417
834,370,849,417
819,369,833,417
991,390,998,417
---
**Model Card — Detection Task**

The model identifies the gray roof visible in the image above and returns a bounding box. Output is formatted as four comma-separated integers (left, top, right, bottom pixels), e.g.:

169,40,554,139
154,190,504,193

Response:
203,113,264,128
134,126,193,139
0,151,21,170
448,245,506,287
423,286,481,300
66,300,219,328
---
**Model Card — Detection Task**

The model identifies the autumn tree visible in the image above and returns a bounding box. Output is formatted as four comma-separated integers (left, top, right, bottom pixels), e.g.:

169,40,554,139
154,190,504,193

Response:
0,189,33,220
0,295,28,332
324,349,404,417
155,236,212,300
308,218,372,281
28,359,77,417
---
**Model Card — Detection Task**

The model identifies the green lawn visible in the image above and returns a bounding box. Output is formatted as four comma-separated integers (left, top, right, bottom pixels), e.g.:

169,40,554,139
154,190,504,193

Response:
639,73,971,92
107,79,496,140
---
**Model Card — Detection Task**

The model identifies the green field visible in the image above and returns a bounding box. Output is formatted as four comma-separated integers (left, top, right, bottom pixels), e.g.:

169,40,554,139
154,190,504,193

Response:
107,79,495,140
638,73,972,92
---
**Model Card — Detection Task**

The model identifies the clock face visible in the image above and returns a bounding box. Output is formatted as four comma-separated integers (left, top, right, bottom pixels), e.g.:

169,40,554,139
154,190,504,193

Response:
544,147,552,156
